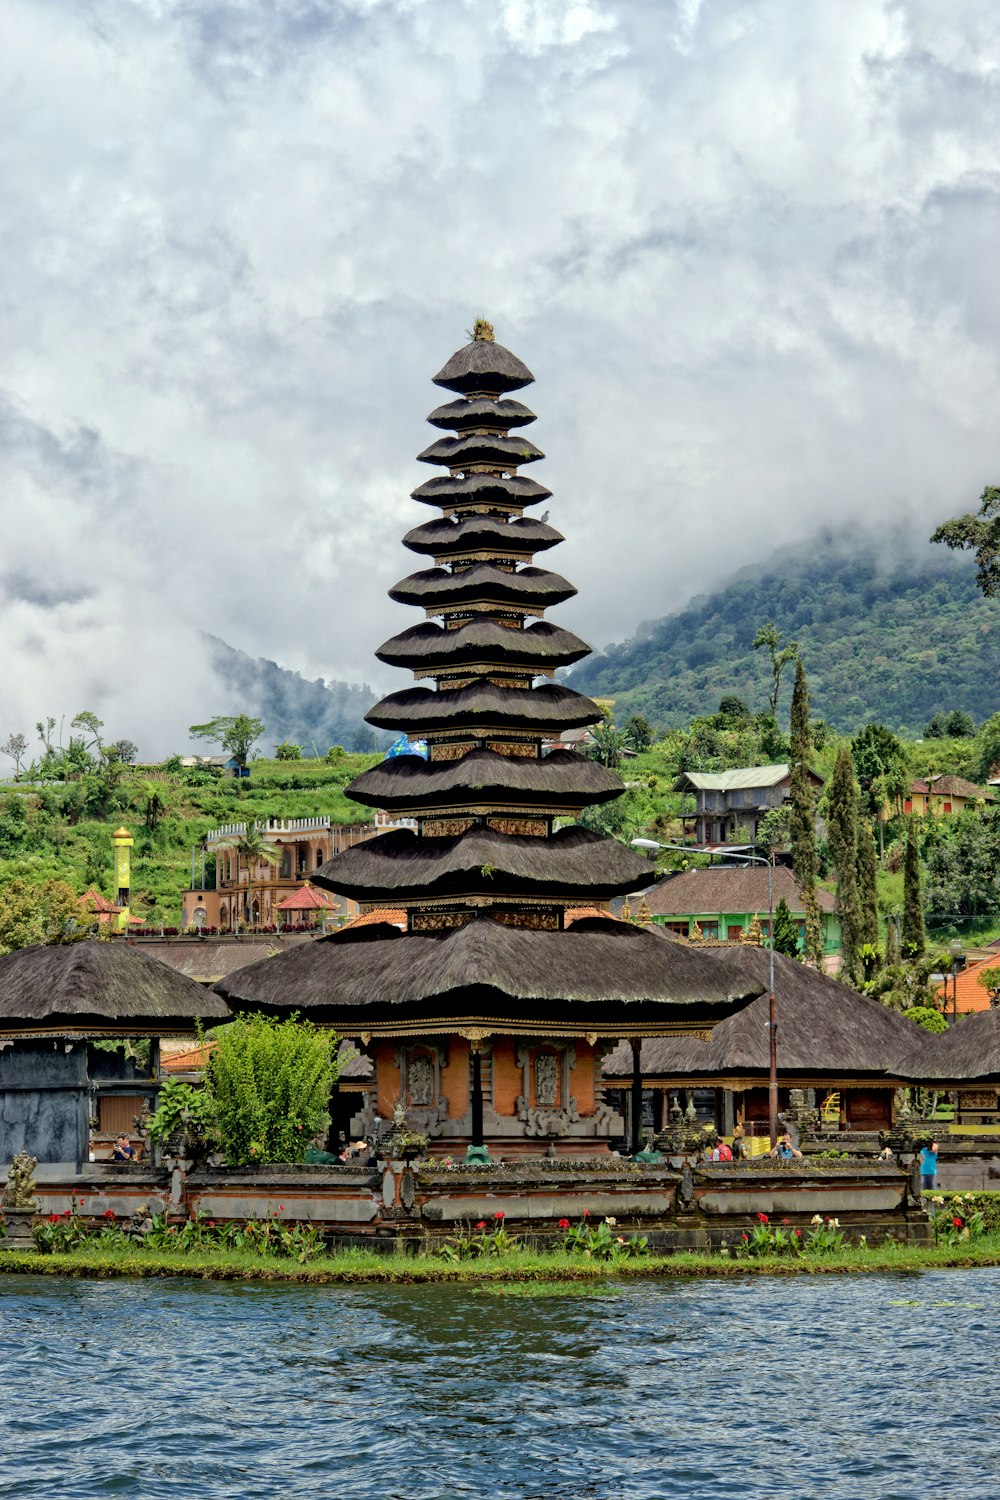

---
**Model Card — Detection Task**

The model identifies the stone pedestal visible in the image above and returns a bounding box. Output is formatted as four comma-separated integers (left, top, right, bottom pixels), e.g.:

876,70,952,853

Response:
1,1206,39,1252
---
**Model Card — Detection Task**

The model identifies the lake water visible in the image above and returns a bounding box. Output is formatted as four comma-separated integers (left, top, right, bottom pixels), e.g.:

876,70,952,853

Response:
1,1267,996,1499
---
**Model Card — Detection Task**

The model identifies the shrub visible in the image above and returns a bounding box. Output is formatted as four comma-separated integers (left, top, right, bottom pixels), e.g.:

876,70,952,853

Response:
145,1079,217,1152
562,1212,649,1260
205,1013,340,1166
926,1192,991,1245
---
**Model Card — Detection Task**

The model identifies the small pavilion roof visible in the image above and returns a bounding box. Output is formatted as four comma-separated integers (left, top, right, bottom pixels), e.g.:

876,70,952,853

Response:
80,889,121,915
634,866,837,919
896,1007,1000,1084
276,884,337,912
0,940,231,1038
603,944,930,1083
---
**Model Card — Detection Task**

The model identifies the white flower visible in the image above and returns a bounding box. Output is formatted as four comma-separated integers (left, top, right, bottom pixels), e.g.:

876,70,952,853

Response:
604,1216,617,1227
931,1196,945,1206
811,1214,823,1225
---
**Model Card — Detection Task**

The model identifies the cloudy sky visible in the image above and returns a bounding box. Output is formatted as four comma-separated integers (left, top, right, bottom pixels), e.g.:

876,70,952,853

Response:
2,0,999,758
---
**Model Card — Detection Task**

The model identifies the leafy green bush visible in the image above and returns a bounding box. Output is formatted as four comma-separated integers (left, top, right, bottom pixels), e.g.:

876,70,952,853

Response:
438,1212,521,1261
561,1212,649,1260
925,1191,1000,1237
145,1078,217,1148
205,1013,340,1165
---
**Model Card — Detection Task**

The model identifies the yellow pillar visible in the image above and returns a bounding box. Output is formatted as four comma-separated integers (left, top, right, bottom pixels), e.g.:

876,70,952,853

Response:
112,825,133,933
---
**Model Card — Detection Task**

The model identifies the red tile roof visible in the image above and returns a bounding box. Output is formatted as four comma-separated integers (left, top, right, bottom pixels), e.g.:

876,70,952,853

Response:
936,954,1000,1015
80,889,120,914
276,883,336,911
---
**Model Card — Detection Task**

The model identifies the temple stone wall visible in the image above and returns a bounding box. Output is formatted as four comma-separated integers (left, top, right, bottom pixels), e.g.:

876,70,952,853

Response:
0,1042,89,1167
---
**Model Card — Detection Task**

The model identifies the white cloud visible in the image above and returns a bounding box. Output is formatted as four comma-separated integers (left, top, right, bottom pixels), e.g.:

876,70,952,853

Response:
1,0,998,754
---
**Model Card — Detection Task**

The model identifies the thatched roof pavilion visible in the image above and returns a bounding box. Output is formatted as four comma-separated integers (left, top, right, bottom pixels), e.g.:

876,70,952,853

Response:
603,944,931,1134
0,940,231,1039
897,1008,1000,1087
216,323,762,1156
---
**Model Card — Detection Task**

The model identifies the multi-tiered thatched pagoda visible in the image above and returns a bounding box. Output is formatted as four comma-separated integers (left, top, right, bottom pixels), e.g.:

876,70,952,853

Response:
216,323,762,1155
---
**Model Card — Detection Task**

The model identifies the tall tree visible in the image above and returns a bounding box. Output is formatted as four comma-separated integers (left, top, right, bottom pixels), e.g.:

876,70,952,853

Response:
902,815,926,958
771,897,800,958
828,745,863,984
1,732,28,779
752,623,799,717
931,484,1000,597
189,714,265,769
788,661,823,967
856,817,880,952
851,723,908,852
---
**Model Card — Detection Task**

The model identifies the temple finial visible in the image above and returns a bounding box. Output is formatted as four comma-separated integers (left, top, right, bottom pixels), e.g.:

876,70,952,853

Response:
470,317,495,342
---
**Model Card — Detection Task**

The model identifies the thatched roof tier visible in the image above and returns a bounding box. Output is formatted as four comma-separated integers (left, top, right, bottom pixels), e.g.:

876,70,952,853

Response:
365,681,602,735
426,397,536,432
388,564,576,613
416,434,544,469
602,945,927,1084
213,915,764,1036
896,1009,1000,1085
312,825,655,903
0,940,231,1039
410,473,551,509
636,866,838,918
432,340,534,395
345,748,623,814
375,618,592,673
402,515,564,559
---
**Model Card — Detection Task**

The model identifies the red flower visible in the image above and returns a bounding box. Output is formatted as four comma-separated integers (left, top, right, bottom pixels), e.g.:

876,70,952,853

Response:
64,1209,72,1218
582,1208,590,1218
168,1226,177,1234
475,1220,487,1230
47,1213,60,1224
558,1218,570,1230
104,1209,116,1219
795,1229,802,1238
781,1218,790,1225
493,1210,505,1221
953,1216,963,1228
756,1212,769,1224
278,1204,284,1211
208,1221,215,1228
741,1233,748,1241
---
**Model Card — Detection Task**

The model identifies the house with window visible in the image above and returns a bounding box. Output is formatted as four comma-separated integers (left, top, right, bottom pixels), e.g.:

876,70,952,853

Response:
905,775,994,816
674,763,824,849
625,866,840,954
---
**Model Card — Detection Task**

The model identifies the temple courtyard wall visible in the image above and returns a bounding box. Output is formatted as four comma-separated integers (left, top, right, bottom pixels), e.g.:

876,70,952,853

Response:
5,1157,939,1249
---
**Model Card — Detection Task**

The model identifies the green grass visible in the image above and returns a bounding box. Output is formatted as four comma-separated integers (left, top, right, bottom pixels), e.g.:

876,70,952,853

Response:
5,1234,1000,1285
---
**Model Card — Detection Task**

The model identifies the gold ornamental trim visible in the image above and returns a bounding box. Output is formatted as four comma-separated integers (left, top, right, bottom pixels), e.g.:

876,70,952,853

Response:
334,1015,728,1040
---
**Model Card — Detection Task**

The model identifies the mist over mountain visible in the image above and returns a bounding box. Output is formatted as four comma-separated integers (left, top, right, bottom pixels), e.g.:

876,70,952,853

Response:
569,530,1000,735
204,635,382,755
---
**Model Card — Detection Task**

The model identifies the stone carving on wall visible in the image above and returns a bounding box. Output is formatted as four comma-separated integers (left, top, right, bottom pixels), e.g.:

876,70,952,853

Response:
2,1152,38,1209
515,1043,578,1136
395,1042,450,1135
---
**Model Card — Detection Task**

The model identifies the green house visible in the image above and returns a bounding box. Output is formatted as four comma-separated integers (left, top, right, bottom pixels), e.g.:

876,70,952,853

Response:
632,866,840,955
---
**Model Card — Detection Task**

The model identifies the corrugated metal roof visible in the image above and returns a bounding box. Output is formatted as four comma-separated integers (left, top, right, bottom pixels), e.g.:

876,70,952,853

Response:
677,764,791,792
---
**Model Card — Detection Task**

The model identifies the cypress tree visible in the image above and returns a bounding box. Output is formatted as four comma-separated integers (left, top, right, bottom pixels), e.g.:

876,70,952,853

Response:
828,744,863,984
772,897,800,957
788,660,824,967
856,818,880,950
902,815,926,958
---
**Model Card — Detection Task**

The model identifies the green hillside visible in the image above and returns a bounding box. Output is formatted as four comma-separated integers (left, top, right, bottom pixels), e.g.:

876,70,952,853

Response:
571,534,1000,734
0,752,380,928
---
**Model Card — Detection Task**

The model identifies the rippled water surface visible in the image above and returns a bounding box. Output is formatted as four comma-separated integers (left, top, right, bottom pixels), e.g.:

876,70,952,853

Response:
1,1267,997,1499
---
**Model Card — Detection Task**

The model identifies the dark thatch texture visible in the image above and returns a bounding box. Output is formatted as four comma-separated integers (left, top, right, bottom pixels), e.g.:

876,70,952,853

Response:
0,940,231,1036
388,564,576,611
432,340,534,395
365,681,602,734
402,515,564,558
376,618,591,672
602,944,928,1081
346,748,623,812
426,397,536,432
416,434,544,469
895,1008,1000,1084
312,825,655,902
411,473,550,508
636,867,838,918
214,915,765,1031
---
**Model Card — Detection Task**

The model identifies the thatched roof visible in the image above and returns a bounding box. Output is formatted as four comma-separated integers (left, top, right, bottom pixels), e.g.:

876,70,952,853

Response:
603,944,928,1082
312,825,655,903
213,914,764,1034
365,681,602,735
376,618,591,672
389,564,576,612
0,940,231,1037
637,867,838,918
402,515,563,558
405,517,563,558
426,397,536,432
411,473,551,508
432,340,534,395
345,748,623,813
417,434,544,469
896,1008,1000,1084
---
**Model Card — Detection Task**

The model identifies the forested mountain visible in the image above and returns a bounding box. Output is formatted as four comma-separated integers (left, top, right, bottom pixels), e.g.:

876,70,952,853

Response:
205,635,382,753
570,532,999,735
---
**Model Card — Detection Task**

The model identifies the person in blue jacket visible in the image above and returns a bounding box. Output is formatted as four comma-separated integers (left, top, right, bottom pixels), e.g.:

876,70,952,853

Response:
918,1140,939,1192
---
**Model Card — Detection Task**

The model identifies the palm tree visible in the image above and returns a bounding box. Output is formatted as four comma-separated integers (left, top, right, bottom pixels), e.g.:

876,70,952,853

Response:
218,822,282,927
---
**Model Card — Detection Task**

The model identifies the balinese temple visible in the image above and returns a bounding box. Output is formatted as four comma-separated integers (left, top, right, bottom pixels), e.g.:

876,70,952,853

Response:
216,324,763,1157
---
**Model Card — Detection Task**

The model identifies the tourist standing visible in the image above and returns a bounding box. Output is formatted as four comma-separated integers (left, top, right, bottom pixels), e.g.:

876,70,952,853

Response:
918,1140,939,1193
